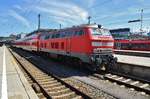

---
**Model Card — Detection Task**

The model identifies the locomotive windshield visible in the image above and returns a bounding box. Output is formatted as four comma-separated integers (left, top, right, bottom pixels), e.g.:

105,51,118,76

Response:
92,28,111,36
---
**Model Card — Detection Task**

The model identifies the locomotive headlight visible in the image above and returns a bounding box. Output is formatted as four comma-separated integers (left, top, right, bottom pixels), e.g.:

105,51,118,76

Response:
107,42,114,46
93,48,101,53
92,42,114,46
91,56,95,61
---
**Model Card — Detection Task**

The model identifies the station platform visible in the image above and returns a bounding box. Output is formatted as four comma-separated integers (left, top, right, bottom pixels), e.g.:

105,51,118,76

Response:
115,50,150,57
114,54,150,67
115,49,150,54
0,45,38,99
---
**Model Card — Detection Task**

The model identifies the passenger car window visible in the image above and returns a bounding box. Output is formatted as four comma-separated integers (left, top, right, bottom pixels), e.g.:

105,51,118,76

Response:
40,35,46,40
74,30,84,36
51,33,55,38
74,31,78,36
60,32,66,38
44,34,49,40
55,33,60,38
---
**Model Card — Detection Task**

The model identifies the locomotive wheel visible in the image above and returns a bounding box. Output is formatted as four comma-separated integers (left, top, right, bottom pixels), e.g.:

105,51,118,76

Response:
85,63,98,72
77,59,83,70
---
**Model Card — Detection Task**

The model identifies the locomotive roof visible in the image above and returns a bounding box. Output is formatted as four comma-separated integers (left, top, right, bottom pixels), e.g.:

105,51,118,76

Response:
24,24,104,37
26,29,57,37
57,24,103,31
71,24,100,29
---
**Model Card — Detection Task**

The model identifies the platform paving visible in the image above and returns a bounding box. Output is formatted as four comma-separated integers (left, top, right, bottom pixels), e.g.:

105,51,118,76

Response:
0,45,38,99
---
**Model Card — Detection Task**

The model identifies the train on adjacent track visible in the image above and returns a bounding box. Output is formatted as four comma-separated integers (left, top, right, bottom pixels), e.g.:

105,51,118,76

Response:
13,24,117,71
114,39,150,51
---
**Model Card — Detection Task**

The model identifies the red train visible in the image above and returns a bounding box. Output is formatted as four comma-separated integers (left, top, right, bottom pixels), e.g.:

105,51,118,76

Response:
14,24,117,71
114,39,150,51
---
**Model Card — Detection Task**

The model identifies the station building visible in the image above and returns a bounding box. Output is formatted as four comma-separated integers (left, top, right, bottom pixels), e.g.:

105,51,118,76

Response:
110,28,130,40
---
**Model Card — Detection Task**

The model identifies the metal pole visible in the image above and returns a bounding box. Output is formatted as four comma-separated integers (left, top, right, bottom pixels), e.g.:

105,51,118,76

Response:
38,14,41,30
60,24,61,29
140,9,143,32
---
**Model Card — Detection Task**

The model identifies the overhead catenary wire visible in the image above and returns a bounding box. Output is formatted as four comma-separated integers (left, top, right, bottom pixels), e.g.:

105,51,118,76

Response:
87,0,112,22
87,0,112,10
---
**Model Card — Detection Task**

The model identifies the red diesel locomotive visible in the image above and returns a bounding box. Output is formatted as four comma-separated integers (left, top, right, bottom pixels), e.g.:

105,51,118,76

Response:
14,24,117,71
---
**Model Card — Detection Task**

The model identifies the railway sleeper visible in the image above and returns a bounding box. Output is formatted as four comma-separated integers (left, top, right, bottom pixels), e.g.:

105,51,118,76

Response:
24,74,30,78
42,82,62,88
140,84,149,88
36,93,45,99
117,78,133,84
33,75,50,79
36,78,55,83
28,80,34,84
45,85,66,92
35,77,54,80
36,78,55,82
48,88,71,96
39,81,58,85
72,96,82,99
132,82,144,87
33,73,49,76
51,92,77,99
32,72,45,75
27,69,41,73
32,72,47,75
25,76,31,79
39,80,58,85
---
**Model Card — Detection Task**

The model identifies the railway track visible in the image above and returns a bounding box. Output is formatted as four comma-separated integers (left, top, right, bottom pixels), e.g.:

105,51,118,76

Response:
9,48,92,99
92,72,150,95
104,73,150,95
10,47,150,98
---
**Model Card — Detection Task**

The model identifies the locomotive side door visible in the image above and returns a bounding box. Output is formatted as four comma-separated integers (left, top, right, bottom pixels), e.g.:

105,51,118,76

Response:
66,37,71,55
66,30,72,56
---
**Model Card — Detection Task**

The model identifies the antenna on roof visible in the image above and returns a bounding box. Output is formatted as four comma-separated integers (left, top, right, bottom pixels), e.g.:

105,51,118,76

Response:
98,24,102,28
88,16,91,24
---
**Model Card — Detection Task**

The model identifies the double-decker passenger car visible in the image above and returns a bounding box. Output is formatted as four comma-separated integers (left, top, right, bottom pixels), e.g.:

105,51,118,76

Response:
15,33,40,51
114,39,150,51
14,24,117,71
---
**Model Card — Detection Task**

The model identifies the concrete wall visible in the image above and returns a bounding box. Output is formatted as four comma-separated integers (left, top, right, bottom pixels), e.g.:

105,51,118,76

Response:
111,62,150,82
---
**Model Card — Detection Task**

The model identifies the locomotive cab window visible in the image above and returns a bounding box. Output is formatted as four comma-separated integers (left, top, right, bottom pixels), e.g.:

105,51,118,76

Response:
92,28,111,36
78,30,84,35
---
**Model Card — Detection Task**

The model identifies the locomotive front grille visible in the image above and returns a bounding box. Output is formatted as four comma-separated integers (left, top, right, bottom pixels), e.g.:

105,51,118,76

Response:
93,48,113,54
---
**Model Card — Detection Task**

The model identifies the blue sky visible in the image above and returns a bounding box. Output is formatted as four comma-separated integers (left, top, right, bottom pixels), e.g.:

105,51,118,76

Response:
0,0,150,36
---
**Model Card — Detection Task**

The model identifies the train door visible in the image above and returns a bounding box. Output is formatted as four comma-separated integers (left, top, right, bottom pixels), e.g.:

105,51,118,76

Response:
66,38,71,55
117,42,121,49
